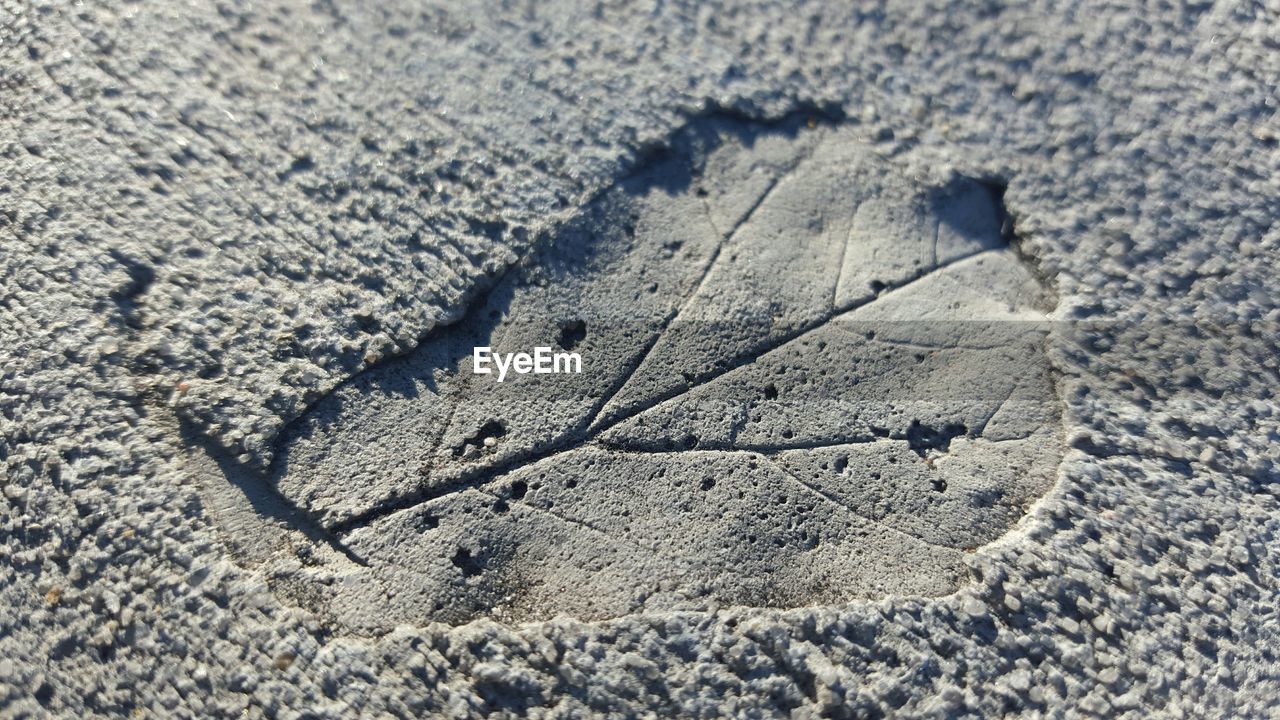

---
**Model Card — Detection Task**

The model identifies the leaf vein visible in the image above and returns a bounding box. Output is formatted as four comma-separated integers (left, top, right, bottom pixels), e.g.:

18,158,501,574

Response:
336,248,1001,533
761,456,959,553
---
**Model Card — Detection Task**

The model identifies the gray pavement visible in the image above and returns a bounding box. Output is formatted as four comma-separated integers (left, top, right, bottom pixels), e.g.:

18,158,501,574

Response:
1,1,1277,717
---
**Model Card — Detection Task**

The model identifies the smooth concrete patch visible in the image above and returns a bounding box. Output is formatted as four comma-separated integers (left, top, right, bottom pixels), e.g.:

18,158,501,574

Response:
199,120,1066,631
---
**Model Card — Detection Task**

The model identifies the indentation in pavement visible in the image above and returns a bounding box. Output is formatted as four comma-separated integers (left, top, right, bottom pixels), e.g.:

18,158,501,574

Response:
224,117,1062,628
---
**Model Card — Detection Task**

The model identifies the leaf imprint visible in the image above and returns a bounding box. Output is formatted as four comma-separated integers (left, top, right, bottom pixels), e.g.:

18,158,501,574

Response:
265,117,1062,629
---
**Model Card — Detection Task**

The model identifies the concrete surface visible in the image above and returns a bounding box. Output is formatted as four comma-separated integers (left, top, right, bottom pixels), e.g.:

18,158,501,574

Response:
2,0,1278,717
263,121,1060,630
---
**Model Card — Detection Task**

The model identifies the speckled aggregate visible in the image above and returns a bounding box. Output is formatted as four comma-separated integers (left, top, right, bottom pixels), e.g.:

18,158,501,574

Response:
2,0,1278,717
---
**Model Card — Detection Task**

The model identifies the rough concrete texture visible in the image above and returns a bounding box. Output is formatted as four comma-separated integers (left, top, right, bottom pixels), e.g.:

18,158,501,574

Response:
1,0,1278,718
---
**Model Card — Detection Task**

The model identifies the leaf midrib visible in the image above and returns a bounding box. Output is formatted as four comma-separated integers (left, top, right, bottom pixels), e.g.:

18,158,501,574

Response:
328,245,999,536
